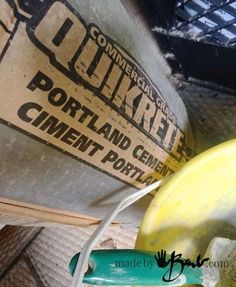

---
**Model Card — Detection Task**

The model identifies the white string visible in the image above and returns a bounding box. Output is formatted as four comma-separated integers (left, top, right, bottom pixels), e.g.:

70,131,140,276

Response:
70,179,163,287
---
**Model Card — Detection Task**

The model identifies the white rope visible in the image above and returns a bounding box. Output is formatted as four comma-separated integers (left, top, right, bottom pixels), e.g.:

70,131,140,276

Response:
70,179,163,287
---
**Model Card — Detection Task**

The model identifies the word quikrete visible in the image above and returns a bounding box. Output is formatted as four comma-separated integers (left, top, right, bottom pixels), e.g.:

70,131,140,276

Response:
20,71,131,151
0,0,191,188
29,2,185,160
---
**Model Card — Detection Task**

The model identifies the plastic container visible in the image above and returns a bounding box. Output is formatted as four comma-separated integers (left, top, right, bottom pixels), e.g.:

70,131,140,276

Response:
136,139,236,261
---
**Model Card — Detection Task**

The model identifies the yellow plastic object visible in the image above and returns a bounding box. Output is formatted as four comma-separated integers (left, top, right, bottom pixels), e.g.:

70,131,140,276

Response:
136,139,236,265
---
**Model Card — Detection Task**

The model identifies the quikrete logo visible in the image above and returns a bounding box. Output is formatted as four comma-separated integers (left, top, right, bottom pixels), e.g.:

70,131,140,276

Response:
0,0,192,187
27,1,185,160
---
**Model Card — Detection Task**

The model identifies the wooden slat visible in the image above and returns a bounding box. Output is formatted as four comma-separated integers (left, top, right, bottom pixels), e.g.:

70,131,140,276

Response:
0,197,101,227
